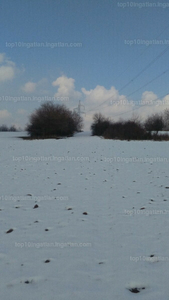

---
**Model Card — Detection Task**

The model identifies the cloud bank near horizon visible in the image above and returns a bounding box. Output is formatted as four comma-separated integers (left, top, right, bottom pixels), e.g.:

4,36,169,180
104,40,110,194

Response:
0,57,168,130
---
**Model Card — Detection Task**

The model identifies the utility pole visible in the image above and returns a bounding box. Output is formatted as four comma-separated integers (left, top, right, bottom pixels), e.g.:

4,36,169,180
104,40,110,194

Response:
74,100,85,116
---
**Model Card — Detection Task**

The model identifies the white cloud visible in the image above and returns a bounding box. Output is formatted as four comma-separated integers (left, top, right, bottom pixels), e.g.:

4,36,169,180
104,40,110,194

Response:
0,53,5,64
0,110,11,120
21,78,49,95
17,109,27,115
134,91,169,120
80,83,169,130
141,91,158,105
52,75,81,100
21,81,37,93
0,53,16,82
81,85,133,130
0,66,15,82
82,85,119,104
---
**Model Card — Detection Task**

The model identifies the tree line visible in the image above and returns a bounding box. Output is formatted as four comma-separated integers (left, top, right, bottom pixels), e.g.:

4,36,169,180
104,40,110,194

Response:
90,110,169,141
1,102,169,140
0,125,17,132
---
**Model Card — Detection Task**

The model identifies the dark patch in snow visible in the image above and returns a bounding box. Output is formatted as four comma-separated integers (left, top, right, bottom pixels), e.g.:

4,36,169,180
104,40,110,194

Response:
44,259,50,263
83,212,88,215
33,204,39,209
24,280,33,284
6,228,13,234
129,287,145,293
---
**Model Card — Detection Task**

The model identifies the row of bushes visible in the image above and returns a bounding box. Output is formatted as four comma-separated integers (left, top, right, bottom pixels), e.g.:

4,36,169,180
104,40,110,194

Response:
91,112,169,141
0,125,17,132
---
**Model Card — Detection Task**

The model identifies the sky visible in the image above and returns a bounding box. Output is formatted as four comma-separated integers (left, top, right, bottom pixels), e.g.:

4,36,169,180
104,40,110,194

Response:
0,0,169,130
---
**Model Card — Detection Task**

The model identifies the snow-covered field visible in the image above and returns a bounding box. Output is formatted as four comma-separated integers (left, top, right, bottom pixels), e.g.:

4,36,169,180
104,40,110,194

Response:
1,131,169,299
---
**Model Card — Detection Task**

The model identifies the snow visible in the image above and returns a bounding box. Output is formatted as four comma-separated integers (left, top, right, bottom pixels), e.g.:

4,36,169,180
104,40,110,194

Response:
1,131,169,299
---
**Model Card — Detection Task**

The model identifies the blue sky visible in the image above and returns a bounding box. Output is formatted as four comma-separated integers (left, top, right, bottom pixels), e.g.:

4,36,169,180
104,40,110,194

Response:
0,0,169,129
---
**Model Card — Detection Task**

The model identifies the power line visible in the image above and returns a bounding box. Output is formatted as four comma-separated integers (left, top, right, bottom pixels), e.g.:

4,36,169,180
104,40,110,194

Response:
86,44,169,113
127,68,169,98
120,44,169,92
115,24,169,81
85,25,169,114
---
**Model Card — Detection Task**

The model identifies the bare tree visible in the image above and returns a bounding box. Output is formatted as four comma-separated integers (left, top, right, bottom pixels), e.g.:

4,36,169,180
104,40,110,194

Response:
0,125,8,131
163,109,169,130
91,113,111,136
144,113,164,133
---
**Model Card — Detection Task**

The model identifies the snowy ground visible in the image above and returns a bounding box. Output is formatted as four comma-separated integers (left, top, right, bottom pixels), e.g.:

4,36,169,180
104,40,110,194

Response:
1,131,169,299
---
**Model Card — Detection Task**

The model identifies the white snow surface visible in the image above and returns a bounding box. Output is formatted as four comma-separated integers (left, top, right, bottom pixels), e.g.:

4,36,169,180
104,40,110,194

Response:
1,131,169,299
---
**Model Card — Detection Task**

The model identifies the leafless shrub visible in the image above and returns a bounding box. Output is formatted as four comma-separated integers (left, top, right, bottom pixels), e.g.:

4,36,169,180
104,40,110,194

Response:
26,102,83,138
